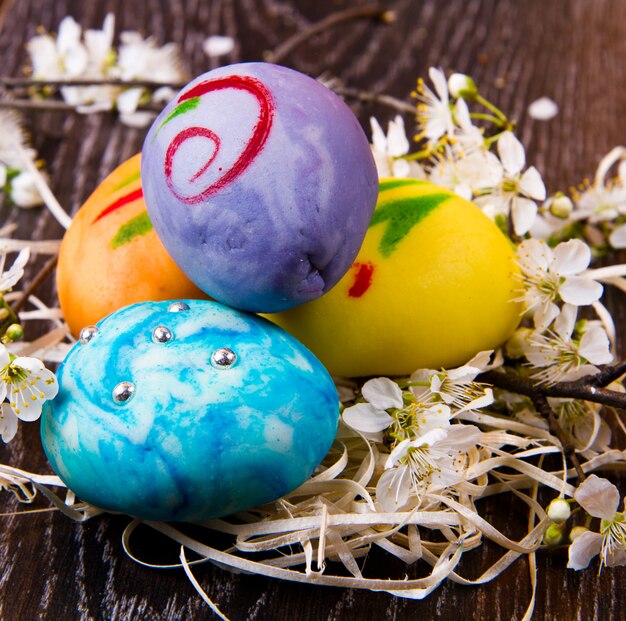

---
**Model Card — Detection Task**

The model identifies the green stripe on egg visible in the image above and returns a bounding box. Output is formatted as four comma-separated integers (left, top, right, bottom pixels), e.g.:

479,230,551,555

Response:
111,211,154,249
369,192,451,257
378,178,427,193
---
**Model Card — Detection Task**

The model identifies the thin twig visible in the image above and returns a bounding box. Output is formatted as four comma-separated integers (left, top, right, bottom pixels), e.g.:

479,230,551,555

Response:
585,361,626,387
531,394,586,482
264,5,395,64
0,98,162,114
11,255,58,314
479,369,626,410
333,85,416,115
0,77,186,90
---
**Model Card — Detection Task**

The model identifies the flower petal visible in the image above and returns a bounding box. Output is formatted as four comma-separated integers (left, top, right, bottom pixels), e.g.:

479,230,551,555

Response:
342,403,393,434
362,377,403,410
370,117,387,155
498,131,525,176
433,424,481,452
574,474,620,520
552,239,591,275
377,465,412,512
554,303,577,339
517,238,553,274
457,388,494,413
512,197,538,236
0,404,17,443
428,67,449,103
559,277,603,306
578,326,613,366
567,531,604,570
387,116,410,157
609,223,626,248
520,166,546,200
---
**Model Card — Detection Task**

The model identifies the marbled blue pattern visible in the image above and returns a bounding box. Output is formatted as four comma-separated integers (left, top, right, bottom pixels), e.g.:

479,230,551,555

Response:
141,62,378,313
41,300,339,522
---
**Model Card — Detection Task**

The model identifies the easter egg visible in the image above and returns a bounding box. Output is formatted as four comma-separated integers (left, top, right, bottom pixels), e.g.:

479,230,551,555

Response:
270,179,522,377
141,62,378,313
57,154,207,337
41,300,339,521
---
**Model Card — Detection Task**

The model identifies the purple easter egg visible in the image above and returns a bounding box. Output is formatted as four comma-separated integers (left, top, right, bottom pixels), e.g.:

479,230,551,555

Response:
141,62,378,312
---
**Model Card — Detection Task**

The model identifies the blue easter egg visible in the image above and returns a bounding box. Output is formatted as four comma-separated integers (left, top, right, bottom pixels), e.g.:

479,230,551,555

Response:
141,62,378,313
41,300,339,521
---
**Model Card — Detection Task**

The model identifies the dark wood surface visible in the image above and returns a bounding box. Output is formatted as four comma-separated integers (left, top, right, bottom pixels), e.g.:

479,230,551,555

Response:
0,1,625,619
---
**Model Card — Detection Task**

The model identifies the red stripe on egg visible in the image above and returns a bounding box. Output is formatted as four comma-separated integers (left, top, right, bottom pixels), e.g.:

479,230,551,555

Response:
348,262,375,298
93,188,144,223
165,75,275,204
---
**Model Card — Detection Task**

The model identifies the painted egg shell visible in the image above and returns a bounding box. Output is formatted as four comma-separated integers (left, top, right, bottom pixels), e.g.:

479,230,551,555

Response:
270,179,522,377
57,154,208,337
141,62,378,313
41,300,339,521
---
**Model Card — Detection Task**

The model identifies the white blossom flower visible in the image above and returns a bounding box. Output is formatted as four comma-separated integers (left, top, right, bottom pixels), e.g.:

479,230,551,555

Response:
376,424,481,511
117,31,185,84
342,377,403,438
0,345,58,422
516,238,603,331
415,67,454,144
0,248,29,293
568,475,626,570
342,378,451,442
26,15,186,128
474,131,546,235
370,116,423,179
410,350,496,412
549,397,612,451
0,403,18,443
524,306,613,384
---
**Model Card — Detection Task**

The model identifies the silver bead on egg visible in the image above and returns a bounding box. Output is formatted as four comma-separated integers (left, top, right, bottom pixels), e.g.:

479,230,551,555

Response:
152,326,173,343
168,302,190,313
113,381,135,404
79,325,99,344
211,348,237,368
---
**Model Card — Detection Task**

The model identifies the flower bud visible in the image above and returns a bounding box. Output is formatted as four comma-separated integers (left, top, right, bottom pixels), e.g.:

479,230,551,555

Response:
548,193,573,219
569,526,588,542
4,323,23,342
547,498,571,523
448,73,478,100
505,328,533,359
543,522,564,546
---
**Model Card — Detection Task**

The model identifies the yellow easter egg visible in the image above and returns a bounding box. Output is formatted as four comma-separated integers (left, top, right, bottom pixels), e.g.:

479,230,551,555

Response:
57,154,208,337
270,179,522,376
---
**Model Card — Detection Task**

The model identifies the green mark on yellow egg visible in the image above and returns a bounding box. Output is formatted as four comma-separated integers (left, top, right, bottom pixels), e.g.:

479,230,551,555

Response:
111,211,153,249
159,97,201,130
378,178,426,193
111,170,141,193
370,193,450,257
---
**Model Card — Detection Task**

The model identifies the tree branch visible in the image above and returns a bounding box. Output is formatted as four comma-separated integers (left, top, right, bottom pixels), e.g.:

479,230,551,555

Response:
264,5,395,65
11,255,58,314
479,369,626,409
531,394,586,482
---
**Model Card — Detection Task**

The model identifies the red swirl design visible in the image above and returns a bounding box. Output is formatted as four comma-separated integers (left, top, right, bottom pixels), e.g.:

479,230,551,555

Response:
164,75,275,204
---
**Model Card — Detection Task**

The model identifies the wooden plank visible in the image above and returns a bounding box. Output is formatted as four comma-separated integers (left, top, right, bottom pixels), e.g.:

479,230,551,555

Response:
0,1,624,619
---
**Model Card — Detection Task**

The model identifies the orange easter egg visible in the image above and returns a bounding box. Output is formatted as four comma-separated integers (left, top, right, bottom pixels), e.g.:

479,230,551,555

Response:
57,154,207,336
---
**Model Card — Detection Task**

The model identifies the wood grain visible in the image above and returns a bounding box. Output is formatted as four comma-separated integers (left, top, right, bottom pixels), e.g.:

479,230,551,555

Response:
0,0,625,619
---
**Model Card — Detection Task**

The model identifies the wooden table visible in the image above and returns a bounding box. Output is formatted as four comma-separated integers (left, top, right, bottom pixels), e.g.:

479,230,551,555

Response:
0,1,624,619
